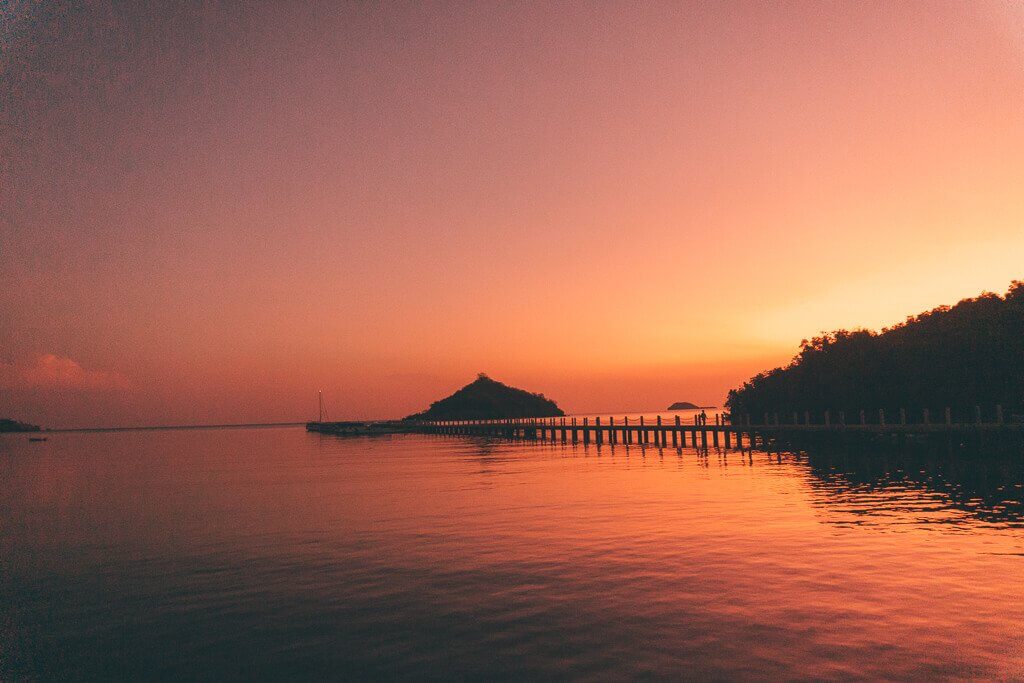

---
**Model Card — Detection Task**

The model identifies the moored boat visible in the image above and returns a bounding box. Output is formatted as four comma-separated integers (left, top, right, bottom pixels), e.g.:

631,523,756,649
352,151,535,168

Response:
306,421,409,436
305,393,408,435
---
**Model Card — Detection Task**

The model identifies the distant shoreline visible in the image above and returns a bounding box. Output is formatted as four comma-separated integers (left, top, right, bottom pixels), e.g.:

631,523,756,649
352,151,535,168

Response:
40,422,306,434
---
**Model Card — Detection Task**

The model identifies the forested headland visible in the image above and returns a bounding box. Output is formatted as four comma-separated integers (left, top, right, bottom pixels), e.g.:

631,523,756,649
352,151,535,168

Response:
726,282,1024,422
0,419,42,432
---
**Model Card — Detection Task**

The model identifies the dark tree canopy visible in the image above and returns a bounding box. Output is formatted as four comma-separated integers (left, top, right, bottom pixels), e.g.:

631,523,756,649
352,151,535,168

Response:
405,374,565,421
726,281,1024,422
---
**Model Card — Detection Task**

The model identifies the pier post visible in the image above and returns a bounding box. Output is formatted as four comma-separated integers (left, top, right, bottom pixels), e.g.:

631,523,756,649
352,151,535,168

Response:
945,407,951,426
724,429,731,448
975,406,982,424
859,409,866,426
572,417,578,443
923,408,929,425
656,416,662,447
640,416,646,444
824,410,830,427
583,417,590,444
624,416,630,444
879,409,885,427
997,404,1004,425
673,416,679,447
609,416,616,444
561,417,567,443
900,408,906,425
712,427,719,447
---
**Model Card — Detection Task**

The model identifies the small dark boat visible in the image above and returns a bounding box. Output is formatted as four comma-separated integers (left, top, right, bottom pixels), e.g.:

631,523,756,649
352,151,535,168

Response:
305,392,408,436
306,421,408,436
28,437,47,442
306,420,371,435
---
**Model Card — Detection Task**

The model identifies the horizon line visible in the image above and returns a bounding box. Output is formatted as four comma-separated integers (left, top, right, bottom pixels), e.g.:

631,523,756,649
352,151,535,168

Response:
44,421,307,433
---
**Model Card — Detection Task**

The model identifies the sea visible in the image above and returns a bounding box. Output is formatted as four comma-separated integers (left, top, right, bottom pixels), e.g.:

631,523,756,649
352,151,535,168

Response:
2,411,1023,680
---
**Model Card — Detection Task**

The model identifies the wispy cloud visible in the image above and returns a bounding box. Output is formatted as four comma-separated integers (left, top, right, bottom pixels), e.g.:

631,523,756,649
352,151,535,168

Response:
0,353,130,391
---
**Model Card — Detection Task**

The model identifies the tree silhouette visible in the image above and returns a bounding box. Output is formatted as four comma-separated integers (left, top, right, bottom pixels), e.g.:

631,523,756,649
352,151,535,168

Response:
726,281,1024,423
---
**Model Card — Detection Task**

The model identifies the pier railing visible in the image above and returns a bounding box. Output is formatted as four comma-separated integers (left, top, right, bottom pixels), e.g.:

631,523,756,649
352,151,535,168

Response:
408,404,1024,450
417,404,1020,428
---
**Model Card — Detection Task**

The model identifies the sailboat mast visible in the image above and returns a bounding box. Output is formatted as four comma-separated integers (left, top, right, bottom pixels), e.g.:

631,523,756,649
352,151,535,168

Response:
319,391,323,422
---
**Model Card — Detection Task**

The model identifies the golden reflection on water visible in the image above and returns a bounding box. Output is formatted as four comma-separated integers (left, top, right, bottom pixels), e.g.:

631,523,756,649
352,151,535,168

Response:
1,427,1023,679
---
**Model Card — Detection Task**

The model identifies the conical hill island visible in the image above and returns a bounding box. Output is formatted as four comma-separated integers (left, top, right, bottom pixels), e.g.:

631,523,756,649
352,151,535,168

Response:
404,374,564,421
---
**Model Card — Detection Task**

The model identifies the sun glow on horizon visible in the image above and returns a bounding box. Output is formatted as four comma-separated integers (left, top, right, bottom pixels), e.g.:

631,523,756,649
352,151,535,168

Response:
2,2,1024,426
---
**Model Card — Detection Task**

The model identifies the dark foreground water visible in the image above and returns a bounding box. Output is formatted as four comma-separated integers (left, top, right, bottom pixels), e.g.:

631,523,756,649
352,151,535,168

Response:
2,423,1023,680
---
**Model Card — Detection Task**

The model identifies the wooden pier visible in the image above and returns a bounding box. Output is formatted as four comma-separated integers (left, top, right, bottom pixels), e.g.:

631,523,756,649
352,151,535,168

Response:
411,408,1024,451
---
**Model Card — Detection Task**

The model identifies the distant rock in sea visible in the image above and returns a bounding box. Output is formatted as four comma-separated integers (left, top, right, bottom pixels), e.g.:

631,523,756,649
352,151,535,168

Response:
405,374,565,421
0,418,42,433
667,402,700,410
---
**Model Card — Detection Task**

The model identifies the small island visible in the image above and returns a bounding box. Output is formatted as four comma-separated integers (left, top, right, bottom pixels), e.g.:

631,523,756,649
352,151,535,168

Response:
405,374,564,421
667,402,718,410
0,418,42,433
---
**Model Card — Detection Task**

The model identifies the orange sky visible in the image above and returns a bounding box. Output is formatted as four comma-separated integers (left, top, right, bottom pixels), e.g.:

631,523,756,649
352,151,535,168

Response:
3,2,1024,427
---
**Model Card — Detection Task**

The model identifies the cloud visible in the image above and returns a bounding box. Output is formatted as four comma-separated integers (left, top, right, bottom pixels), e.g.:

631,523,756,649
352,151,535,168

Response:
0,353,130,391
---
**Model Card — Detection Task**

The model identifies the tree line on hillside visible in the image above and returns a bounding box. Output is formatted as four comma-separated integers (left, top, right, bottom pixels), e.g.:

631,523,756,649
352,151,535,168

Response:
726,281,1024,423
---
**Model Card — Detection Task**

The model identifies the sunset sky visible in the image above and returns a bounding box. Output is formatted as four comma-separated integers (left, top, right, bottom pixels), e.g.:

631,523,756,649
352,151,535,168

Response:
3,1,1024,427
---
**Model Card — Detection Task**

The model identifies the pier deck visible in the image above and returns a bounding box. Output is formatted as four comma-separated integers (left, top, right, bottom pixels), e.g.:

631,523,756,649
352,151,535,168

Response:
408,413,1024,450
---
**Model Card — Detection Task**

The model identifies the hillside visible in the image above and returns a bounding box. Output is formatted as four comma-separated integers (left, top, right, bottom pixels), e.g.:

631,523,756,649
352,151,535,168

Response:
726,281,1024,420
667,402,700,410
405,374,565,421
0,418,42,432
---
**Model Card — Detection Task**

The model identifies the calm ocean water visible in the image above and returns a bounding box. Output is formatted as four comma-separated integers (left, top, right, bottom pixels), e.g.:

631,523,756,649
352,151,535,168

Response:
2,419,1023,680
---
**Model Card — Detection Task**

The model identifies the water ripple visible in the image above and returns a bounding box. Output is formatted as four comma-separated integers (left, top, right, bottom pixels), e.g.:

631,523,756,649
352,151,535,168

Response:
1,429,1023,679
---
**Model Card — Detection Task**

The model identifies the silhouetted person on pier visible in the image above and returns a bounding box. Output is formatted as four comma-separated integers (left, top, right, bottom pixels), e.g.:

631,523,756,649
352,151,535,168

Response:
699,409,707,425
